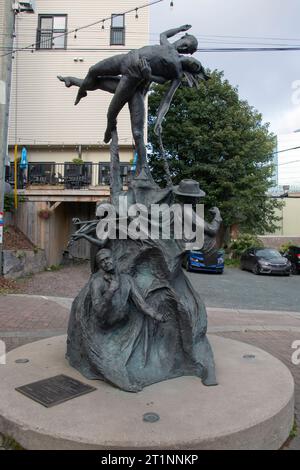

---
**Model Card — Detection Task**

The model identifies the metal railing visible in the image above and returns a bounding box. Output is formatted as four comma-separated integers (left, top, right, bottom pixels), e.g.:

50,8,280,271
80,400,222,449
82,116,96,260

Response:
7,162,132,190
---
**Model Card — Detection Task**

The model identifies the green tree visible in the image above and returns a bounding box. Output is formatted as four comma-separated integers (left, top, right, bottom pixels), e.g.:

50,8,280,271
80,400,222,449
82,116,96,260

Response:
148,70,282,236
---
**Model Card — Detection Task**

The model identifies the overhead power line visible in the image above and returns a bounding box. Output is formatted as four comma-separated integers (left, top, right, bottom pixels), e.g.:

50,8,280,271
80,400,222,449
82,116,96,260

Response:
0,0,164,58
3,46,300,54
198,47,300,53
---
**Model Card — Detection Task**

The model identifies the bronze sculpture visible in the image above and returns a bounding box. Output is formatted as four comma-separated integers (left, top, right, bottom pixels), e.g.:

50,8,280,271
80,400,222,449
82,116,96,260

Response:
60,25,219,392
58,24,208,177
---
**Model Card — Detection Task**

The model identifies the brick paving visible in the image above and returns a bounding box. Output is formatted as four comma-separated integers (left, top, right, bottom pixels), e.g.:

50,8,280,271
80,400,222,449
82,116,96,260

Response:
0,296,68,333
17,261,90,298
0,292,300,449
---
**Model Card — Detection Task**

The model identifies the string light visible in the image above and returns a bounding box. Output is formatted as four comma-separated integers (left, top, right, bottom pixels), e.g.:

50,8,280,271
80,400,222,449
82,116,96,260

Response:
1,0,165,59
170,1,174,7
135,8,139,19
74,29,78,39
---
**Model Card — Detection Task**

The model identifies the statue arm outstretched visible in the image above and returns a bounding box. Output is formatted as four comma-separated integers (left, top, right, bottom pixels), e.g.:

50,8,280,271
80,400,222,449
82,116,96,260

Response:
154,78,181,136
72,233,105,247
160,25,191,45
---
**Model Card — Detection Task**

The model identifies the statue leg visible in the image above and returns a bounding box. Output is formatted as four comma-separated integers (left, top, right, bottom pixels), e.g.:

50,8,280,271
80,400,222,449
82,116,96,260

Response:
57,76,84,88
128,91,147,174
58,75,121,94
75,55,125,105
104,75,140,143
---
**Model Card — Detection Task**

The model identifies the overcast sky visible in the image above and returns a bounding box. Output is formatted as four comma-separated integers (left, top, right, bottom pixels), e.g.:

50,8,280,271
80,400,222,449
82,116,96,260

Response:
149,0,300,184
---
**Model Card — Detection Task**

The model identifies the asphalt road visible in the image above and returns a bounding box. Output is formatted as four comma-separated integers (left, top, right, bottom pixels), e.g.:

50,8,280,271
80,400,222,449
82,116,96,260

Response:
187,267,300,312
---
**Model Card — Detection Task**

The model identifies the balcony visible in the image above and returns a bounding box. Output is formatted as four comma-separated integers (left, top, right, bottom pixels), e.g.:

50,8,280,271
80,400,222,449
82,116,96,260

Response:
8,162,132,202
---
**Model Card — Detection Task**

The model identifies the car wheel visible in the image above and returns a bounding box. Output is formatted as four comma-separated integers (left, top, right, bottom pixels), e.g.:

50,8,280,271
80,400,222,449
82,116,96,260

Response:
253,264,260,275
291,264,298,275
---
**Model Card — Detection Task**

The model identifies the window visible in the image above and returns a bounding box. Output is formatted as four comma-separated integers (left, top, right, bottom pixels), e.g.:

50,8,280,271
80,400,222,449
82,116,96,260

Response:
110,14,125,46
37,15,67,50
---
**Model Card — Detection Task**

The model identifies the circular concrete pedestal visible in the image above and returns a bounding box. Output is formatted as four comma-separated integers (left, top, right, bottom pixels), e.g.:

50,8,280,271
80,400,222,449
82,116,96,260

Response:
0,335,294,450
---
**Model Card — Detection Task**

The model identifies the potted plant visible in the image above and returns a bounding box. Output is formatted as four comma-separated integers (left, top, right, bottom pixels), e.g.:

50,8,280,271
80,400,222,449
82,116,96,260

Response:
38,208,51,220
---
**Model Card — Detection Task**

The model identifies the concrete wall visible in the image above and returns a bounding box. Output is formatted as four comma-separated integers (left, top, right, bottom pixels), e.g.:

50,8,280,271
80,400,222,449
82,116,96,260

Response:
3,249,47,279
267,197,300,237
258,236,300,250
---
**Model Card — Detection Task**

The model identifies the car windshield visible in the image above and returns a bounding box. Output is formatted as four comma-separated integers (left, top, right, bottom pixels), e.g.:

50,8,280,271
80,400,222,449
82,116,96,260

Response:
255,249,282,260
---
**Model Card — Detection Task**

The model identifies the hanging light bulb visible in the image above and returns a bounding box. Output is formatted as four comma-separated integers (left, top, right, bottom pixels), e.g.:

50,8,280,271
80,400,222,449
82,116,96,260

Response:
135,8,139,19
170,1,174,7
101,20,105,30
74,29,77,39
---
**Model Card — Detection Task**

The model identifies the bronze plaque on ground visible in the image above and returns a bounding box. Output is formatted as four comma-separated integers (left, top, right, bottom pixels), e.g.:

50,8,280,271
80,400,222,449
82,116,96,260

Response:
15,374,97,407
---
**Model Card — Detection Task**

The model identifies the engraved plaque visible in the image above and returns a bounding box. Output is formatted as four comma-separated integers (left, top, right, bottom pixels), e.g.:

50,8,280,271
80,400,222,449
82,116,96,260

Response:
15,374,97,408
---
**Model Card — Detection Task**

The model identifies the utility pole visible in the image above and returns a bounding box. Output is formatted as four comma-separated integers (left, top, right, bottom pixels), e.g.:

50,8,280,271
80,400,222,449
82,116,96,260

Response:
0,0,15,274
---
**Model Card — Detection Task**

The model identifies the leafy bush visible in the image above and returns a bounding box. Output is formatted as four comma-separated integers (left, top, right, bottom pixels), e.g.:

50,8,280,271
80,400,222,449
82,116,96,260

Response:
72,158,83,164
229,233,263,259
279,241,295,254
4,194,14,212
4,193,25,213
224,258,240,267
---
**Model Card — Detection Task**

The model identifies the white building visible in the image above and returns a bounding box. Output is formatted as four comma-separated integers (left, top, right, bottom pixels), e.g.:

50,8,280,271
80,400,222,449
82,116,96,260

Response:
6,0,149,264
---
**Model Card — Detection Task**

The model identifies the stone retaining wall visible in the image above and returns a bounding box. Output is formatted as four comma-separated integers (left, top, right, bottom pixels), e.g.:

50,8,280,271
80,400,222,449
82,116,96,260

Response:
2,249,47,279
258,236,300,249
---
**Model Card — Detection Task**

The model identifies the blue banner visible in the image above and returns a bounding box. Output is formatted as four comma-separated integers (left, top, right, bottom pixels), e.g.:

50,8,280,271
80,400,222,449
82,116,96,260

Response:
20,147,28,169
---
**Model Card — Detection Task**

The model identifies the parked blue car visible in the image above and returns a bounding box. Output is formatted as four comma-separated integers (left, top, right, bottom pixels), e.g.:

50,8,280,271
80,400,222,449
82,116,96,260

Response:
183,249,225,274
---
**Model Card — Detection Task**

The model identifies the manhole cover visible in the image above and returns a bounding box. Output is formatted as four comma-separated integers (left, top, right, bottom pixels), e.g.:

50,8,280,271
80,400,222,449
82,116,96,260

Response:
143,412,160,423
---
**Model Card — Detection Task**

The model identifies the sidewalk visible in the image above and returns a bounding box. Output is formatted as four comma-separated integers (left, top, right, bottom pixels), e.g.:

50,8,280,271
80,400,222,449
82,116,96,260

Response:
0,294,299,449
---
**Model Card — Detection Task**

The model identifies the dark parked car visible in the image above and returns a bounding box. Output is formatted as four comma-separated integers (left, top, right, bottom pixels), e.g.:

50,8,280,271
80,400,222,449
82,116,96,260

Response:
240,247,291,275
184,250,225,274
282,246,300,274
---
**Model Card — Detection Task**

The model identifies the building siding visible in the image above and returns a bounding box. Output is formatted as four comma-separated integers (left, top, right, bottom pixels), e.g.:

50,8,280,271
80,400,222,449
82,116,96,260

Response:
8,0,149,151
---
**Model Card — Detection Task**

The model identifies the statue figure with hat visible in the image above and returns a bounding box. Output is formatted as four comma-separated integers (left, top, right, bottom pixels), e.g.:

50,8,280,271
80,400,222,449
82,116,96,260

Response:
173,179,222,259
